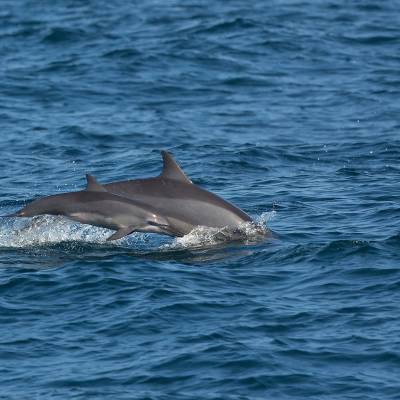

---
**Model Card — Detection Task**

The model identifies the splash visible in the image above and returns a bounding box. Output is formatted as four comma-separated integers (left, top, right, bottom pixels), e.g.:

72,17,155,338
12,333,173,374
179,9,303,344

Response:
163,211,275,250
256,210,276,226
0,212,275,250
0,215,111,248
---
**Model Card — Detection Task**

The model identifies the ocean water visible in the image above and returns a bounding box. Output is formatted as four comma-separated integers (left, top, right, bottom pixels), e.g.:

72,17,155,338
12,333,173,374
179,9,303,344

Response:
1,0,400,398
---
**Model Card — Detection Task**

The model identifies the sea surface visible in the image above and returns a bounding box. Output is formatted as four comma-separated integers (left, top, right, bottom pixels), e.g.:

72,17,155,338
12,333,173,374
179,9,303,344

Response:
1,1,400,399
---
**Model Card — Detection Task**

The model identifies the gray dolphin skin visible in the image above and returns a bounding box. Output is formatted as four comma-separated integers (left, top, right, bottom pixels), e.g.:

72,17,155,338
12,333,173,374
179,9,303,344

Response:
11,175,178,241
102,151,253,236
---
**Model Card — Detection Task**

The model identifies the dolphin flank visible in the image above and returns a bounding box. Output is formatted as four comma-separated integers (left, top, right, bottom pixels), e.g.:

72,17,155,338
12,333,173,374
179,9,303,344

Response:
11,175,178,241
102,150,253,236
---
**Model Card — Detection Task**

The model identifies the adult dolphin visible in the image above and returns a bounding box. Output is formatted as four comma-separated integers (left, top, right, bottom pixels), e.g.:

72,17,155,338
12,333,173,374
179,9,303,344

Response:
10,175,178,240
102,151,254,236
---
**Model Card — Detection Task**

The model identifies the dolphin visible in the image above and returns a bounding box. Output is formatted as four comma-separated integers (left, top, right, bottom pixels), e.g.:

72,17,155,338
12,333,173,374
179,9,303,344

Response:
10,175,178,240
100,151,254,236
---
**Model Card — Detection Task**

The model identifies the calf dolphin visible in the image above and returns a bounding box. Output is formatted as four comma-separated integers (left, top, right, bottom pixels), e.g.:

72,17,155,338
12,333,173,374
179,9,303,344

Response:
11,175,177,240
101,151,254,236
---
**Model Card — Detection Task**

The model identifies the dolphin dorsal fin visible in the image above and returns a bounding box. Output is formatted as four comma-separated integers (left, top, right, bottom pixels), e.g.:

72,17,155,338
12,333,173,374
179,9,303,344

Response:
159,150,192,183
85,174,107,192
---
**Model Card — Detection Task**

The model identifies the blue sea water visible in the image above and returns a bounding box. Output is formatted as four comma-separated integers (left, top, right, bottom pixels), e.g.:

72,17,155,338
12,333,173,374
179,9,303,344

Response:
1,0,400,398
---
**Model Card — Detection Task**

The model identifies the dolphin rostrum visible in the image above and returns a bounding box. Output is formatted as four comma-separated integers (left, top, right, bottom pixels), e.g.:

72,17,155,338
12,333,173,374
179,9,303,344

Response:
101,151,254,236
11,175,178,240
